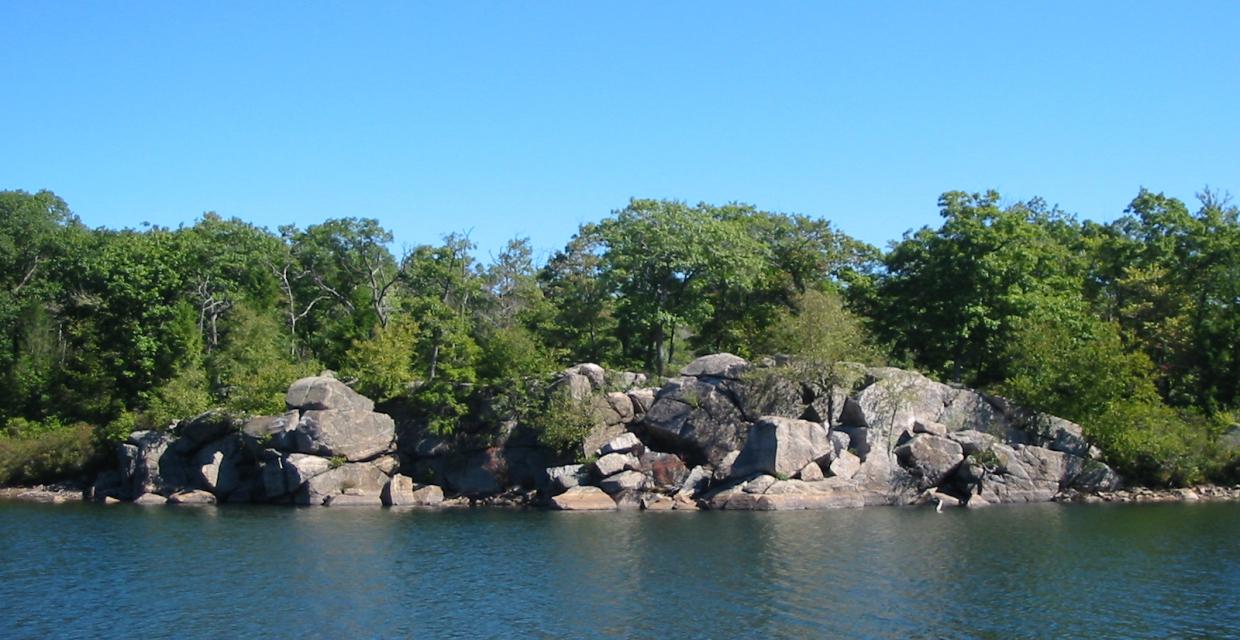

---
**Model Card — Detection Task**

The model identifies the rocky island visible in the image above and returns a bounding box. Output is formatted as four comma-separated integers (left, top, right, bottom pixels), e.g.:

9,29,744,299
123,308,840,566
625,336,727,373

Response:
85,352,1148,511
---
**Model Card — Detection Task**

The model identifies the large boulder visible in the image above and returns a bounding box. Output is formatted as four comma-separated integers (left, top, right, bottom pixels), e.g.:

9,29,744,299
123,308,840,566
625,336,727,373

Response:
544,464,589,494
241,410,301,453
118,431,192,498
193,436,242,497
175,410,241,451
639,451,689,489
639,377,749,466
597,432,643,456
286,375,374,412
594,452,640,478
292,409,395,461
730,417,832,479
382,475,444,506
681,353,749,379
598,470,649,495
955,443,1111,503
893,434,965,489
297,460,391,506
167,489,217,505
551,486,616,510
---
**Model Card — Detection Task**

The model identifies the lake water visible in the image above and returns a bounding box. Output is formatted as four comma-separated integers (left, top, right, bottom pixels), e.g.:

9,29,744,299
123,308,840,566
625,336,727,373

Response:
0,501,1236,639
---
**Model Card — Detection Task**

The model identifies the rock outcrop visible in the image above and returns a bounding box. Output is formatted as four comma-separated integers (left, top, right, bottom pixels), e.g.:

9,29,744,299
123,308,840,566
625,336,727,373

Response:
91,353,1123,512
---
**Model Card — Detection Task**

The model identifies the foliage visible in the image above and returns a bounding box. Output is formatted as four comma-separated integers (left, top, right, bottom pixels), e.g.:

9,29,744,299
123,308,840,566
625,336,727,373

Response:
753,289,878,426
0,423,98,485
1,185,1238,490
342,315,420,401
211,304,319,416
528,392,600,461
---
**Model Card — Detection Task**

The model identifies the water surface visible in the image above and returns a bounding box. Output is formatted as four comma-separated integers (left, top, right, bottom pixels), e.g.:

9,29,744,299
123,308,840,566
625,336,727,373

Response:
1,501,1236,639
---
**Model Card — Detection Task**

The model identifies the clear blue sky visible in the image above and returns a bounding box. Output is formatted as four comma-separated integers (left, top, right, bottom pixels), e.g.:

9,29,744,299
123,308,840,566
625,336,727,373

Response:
3,2,1238,260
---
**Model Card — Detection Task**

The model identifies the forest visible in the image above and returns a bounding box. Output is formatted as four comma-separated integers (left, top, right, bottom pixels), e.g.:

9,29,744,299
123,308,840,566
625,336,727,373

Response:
1,188,1237,487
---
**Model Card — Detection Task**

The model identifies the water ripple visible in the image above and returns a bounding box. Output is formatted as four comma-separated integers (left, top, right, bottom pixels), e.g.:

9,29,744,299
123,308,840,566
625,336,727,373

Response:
0,502,1237,639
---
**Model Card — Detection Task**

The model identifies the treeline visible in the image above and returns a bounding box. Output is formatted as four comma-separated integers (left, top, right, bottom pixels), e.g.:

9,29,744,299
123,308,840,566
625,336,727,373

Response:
1,189,1237,486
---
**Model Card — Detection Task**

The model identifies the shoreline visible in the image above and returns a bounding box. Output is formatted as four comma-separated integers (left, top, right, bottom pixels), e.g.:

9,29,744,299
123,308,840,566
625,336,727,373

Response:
5,483,1239,509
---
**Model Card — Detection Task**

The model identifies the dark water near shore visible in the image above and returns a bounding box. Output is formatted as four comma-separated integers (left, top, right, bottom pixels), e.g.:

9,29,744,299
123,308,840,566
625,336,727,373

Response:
1,501,1237,639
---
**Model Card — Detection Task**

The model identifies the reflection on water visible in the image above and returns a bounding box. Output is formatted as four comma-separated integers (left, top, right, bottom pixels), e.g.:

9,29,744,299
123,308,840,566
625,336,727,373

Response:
0,501,1237,639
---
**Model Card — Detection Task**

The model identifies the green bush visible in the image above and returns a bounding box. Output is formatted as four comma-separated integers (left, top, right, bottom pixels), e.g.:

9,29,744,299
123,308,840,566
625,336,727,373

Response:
0,423,98,485
529,392,599,461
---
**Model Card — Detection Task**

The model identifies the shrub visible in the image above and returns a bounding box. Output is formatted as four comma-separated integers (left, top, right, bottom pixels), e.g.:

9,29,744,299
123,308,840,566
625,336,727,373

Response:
529,392,600,461
0,423,98,485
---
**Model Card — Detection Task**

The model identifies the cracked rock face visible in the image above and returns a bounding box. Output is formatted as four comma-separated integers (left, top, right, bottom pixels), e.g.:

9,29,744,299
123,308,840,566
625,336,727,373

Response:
293,410,396,462
286,376,375,413
893,434,965,489
730,417,832,479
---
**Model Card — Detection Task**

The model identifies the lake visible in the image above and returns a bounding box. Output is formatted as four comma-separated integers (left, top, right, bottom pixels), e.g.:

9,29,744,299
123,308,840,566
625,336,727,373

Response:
0,501,1236,639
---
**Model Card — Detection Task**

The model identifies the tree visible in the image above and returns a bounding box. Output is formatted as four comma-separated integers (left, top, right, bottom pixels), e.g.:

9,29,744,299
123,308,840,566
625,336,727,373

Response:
538,230,620,366
873,191,1085,387
594,199,767,376
341,315,419,401
761,289,878,428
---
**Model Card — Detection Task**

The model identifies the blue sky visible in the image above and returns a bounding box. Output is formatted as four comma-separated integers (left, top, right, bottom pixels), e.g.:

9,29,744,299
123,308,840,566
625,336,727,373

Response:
2,2,1237,260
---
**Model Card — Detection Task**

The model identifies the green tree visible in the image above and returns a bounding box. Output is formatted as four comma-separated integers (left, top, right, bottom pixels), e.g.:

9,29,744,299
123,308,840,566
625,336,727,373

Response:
761,289,878,427
873,191,1085,387
341,315,420,401
594,199,768,376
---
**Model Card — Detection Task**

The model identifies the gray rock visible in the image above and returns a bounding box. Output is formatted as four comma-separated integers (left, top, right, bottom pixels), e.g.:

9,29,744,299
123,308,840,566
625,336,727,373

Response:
580,421,627,461
828,430,851,456
1071,460,1123,493
324,494,382,506
241,410,301,452
947,429,999,455
132,493,167,505
167,489,216,505
605,392,635,424
177,410,239,450
893,434,964,489
614,372,648,391
441,448,505,496
743,474,778,494
598,470,649,495
641,494,676,510
597,432,643,456
120,431,191,497
681,353,748,379
913,420,948,436
552,371,593,402
828,450,861,479
551,486,616,510
731,417,832,479
193,436,241,496
797,461,825,481
293,409,395,461
594,452,640,478
382,475,445,506
613,489,644,510
713,451,740,481
286,375,374,412
297,461,389,505
957,443,1068,503
626,388,657,417
639,451,689,489
568,363,607,390
677,465,713,498
371,454,400,476
640,376,749,467
545,464,589,494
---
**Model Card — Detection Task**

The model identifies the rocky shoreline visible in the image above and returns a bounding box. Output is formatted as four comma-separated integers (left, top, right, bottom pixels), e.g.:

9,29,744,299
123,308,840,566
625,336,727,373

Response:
8,353,1238,512
5,482,1240,508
